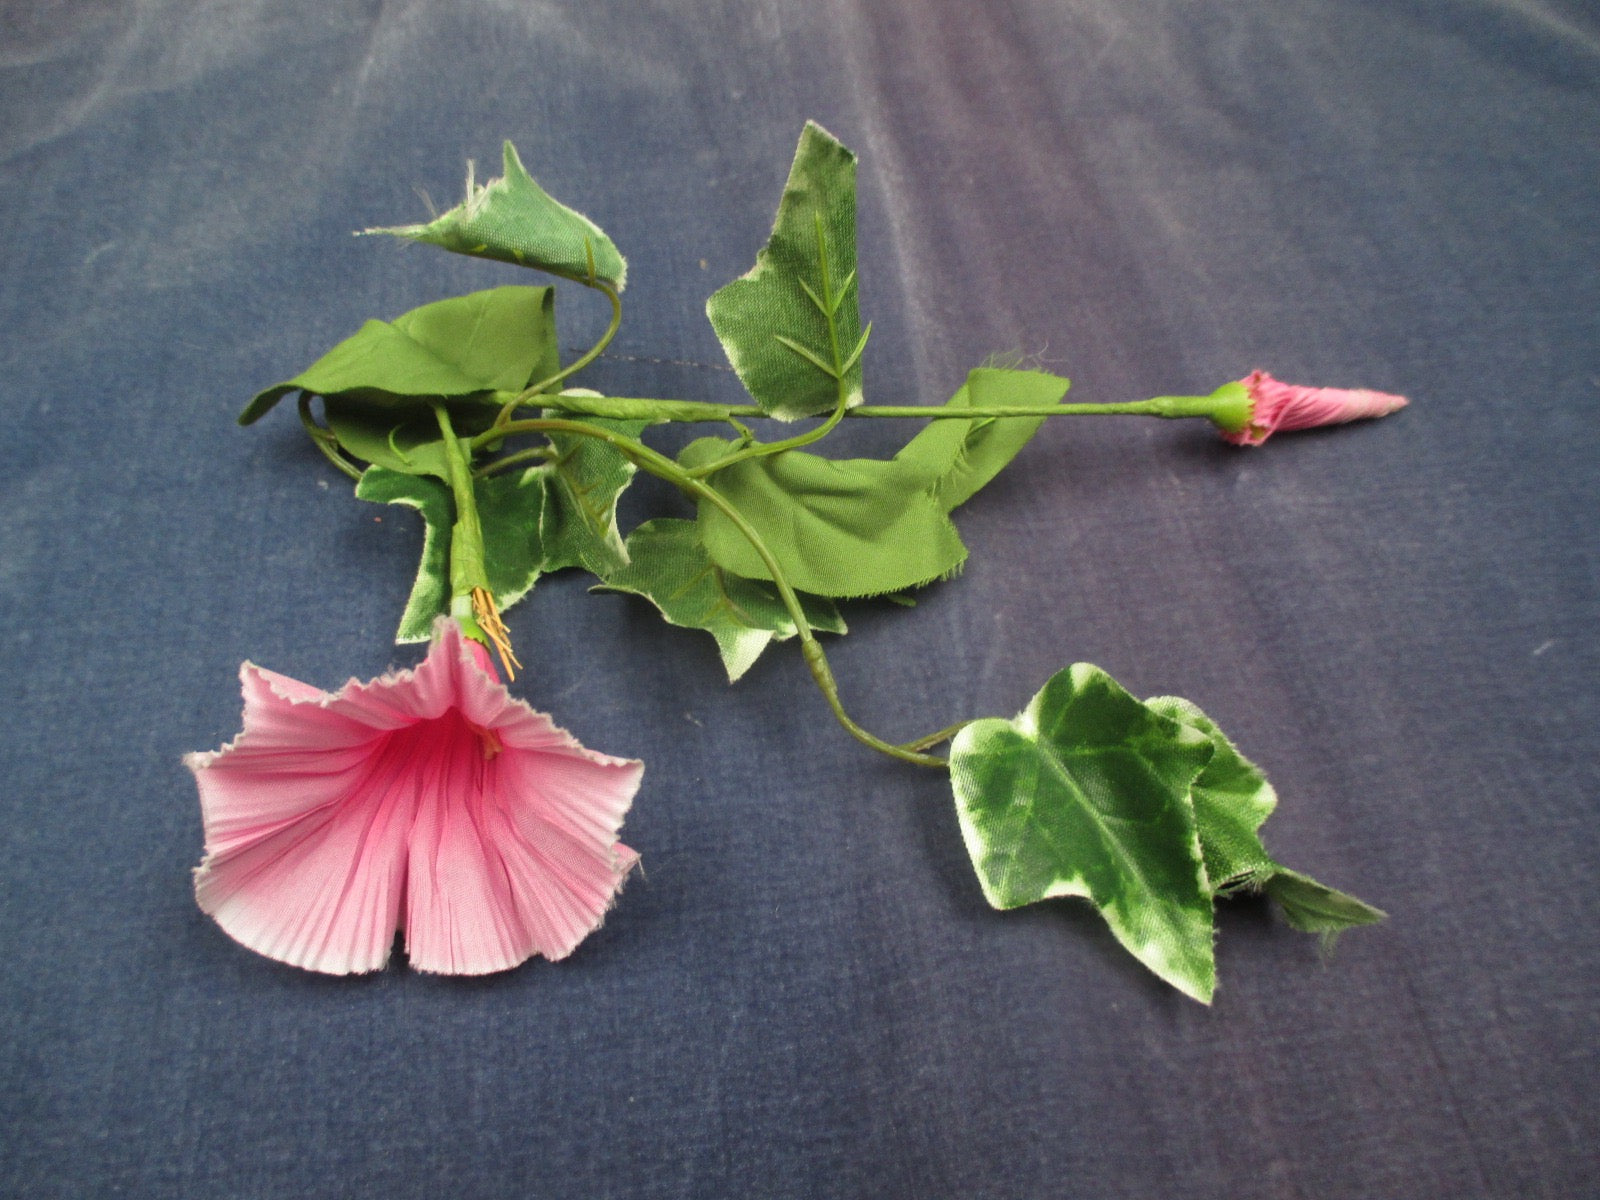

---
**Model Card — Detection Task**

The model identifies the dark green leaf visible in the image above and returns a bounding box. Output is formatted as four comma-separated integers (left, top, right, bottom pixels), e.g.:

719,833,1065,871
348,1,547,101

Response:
364,142,626,289
598,518,846,681
241,286,558,424
706,122,865,421
323,401,453,479
950,665,1218,1002
680,436,967,598
1264,870,1387,939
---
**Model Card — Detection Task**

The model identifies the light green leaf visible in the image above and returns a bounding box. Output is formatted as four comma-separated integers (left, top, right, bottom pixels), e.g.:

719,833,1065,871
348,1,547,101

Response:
950,665,1218,1002
537,416,650,577
364,142,626,290
895,368,1071,512
706,122,866,421
1148,696,1386,936
241,286,558,424
680,436,967,598
323,401,454,479
355,465,547,643
597,518,846,681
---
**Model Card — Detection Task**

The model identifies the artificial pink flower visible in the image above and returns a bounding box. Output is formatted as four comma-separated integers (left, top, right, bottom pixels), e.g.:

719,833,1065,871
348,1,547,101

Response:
1223,369,1408,446
187,621,642,976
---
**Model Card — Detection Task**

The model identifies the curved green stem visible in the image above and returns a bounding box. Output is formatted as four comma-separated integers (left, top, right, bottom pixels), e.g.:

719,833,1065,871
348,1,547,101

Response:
297,394,362,481
488,415,947,769
681,386,851,479
900,719,975,753
472,444,558,480
493,278,623,430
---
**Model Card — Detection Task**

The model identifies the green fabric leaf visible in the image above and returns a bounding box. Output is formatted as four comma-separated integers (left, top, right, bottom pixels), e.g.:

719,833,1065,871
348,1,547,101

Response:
364,142,626,290
355,469,452,642
355,466,547,643
680,436,967,598
323,401,454,479
241,286,558,424
537,416,650,577
895,368,1071,512
1144,697,1279,891
706,122,866,421
1264,870,1387,938
950,665,1218,1002
598,518,846,682
1148,696,1386,936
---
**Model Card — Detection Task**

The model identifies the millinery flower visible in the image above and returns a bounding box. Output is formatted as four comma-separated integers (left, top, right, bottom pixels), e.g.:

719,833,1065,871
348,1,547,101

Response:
187,621,642,975
1222,369,1408,446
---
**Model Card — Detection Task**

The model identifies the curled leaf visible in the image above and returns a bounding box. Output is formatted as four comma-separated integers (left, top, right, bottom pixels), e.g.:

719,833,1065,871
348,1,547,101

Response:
364,142,626,290
241,286,558,425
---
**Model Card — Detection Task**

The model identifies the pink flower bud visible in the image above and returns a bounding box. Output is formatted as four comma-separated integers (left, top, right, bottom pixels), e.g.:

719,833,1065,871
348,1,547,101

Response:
1223,369,1408,446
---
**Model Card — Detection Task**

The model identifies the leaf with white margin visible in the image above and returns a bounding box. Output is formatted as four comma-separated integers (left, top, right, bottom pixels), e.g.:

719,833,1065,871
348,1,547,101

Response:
950,665,1218,1002
706,122,866,421
1148,696,1385,938
355,466,547,643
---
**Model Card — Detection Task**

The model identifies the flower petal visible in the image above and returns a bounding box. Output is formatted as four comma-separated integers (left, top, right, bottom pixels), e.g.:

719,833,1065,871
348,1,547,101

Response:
404,721,644,973
189,621,643,976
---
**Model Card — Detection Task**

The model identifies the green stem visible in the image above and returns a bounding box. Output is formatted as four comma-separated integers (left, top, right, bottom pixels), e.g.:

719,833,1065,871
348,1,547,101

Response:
431,404,491,609
493,277,623,430
472,444,558,480
517,387,1252,429
297,395,362,481
489,415,947,769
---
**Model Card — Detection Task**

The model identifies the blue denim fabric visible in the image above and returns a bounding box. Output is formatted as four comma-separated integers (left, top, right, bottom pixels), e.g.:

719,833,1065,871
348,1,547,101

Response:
1,2,1596,1196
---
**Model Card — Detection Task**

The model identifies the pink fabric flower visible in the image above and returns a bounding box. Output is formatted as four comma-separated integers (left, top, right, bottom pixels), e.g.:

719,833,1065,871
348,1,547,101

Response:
186,621,642,975
1223,369,1408,446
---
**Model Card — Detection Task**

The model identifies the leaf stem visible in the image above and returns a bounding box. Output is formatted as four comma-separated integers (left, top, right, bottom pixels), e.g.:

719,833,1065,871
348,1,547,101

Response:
471,445,558,480
297,395,363,481
492,278,623,431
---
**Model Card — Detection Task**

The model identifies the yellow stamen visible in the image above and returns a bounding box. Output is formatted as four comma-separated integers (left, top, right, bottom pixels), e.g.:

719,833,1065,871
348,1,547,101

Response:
471,586,521,680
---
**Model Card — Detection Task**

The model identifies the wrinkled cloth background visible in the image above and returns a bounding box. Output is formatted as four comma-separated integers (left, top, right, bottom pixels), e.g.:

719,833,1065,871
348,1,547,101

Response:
2,2,1596,1197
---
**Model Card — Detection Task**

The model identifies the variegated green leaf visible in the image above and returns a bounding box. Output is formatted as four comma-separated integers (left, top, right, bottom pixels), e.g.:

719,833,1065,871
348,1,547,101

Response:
950,665,1218,1002
1148,696,1385,936
707,122,866,421
355,466,547,643
536,416,650,578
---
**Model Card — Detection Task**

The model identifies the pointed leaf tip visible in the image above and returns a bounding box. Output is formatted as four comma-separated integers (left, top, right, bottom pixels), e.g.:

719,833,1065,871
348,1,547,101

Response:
363,141,626,290
707,123,864,421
